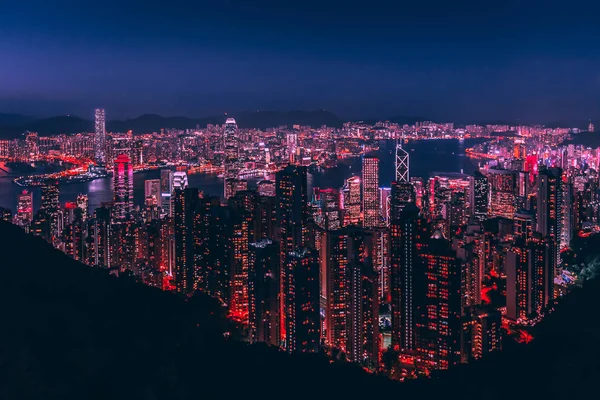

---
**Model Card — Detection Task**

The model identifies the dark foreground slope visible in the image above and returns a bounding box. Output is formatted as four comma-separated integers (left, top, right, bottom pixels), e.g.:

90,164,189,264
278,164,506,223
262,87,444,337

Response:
0,221,598,399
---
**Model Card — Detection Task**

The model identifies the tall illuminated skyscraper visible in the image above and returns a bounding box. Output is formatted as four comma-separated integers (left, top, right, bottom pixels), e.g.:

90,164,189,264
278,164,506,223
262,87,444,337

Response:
537,167,563,272
487,168,517,219
94,108,106,164
40,182,60,241
224,117,238,160
113,154,134,220
173,187,199,295
342,176,361,226
76,194,89,221
395,142,409,183
276,165,309,344
362,156,380,228
470,170,489,221
160,169,174,216
390,203,429,352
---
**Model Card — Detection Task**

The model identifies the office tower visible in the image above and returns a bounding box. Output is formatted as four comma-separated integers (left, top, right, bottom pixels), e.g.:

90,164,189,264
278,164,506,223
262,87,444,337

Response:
395,142,409,183
321,229,349,351
362,156,380,227
173,171,189,190
276,165,309,343
505,235,552,323
76,194,89,221
173,187,199,295
342,176,361,226
249,239,280,346
537,167,563,276
487,168,517,219
379,187,392,223
224,117,238,160
94,108,106,164
462,306,502,362
17,190,33,226
257,180,276,197
113,154,134,220
389,181,415,221
224,178,248,199
390,203,429,351
470,171,489,221
285,248,320,354
144,179,162,207
160,169,174,216
40,182,60,242
317,188,341,231
514,210,534,241
416,231,463,370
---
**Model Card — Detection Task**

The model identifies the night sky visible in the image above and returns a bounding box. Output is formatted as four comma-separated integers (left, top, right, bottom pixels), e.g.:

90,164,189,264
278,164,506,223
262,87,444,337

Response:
2,0,600,123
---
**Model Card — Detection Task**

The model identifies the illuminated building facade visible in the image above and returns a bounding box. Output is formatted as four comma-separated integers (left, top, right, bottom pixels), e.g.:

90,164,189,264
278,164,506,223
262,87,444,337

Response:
113,154,134,220
416,231,462,370
173,187,199,295
537,167,563,273
248,239,280,346
94,108,106,164
390,203,429,352
321,229,349,351
276,165,309,344
144,179,162,208
285,248,320,354
470,170,489,221
342,176,361,226
160,169,174,216
362,156,380,228
487,169,517,219
389,181,415,221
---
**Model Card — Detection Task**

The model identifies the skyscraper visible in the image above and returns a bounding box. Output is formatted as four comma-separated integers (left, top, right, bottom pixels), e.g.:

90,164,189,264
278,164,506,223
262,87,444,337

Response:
537,167,563,275
395,142,409,183
94,108,106,164
342,176,361,226
113,154,134,220
470,171,489,221
487,168,517,219
390,203,429,352
248,239,280,346
285,248,320,354
173,187,199,295
362,156,380,228
416,231,463,370
160,169,174,216
40,182,60,242
224,118,238,160
144,179,162,207
389,181,415,221
276,165,309,344
173,171,189,191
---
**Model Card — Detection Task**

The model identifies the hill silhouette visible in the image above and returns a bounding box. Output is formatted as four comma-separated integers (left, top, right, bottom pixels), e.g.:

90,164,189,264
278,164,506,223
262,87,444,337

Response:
0,110,344,138
0,220,598,399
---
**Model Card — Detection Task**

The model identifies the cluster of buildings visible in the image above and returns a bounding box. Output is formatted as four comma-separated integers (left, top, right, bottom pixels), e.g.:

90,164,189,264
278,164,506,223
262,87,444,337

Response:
1,109,597,379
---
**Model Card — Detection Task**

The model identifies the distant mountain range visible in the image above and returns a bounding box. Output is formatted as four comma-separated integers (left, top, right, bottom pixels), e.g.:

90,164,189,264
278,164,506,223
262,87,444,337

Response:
0,110,346,138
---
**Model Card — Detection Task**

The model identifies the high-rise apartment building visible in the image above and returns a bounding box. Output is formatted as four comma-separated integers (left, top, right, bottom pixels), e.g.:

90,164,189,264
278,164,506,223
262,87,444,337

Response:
362,156,380,228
